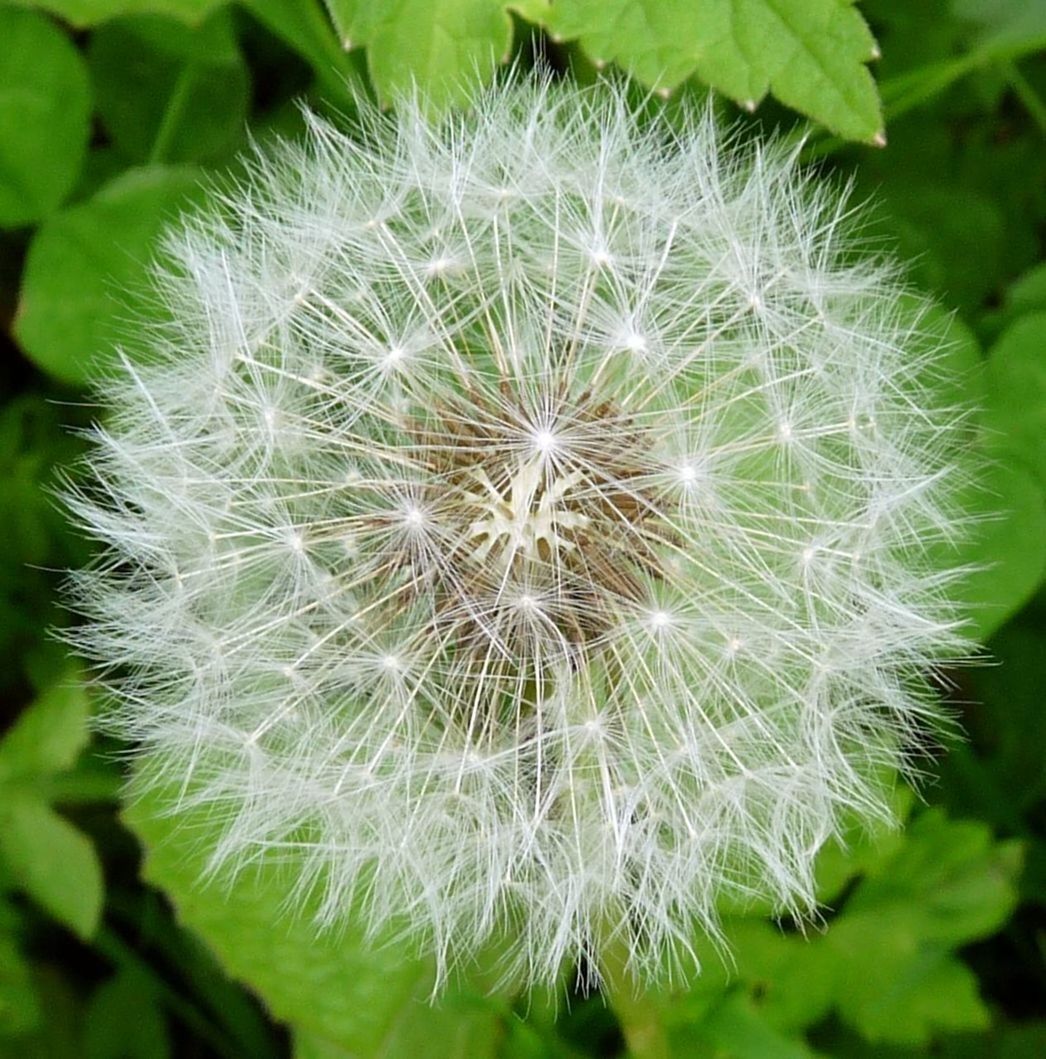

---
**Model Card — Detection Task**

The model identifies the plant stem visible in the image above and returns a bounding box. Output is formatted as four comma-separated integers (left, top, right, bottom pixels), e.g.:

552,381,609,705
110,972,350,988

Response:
149,66,196,164
596,921,671,1059
1004,59,1046,135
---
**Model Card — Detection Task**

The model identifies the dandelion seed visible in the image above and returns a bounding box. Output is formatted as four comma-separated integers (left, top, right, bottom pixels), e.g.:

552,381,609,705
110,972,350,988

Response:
66,75,971,991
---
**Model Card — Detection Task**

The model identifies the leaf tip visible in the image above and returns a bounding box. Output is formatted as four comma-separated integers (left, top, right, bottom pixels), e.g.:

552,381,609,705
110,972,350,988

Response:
872,129,887,148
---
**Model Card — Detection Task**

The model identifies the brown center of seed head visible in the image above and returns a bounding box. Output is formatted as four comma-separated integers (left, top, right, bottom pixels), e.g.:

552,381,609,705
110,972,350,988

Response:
400,380,667,654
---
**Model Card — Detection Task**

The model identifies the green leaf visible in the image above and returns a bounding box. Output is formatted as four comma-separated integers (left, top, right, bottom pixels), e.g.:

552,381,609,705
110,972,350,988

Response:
15,165,206,386
332,0,514,110
5,964,86,1054
813,782,913,906
878,185,1006,312
125,773,508,1055
84,970,171,1059
847,810,1023,945
0,398,88,693
831,943,989,1045
912,300,1046,641
979,263,1046,340
938,1021,1046,1059
0,919,41,1037
824,810,1023,1044
295,988,509,1059
696,990,813,1059
541,0,882,141
88,11,250,164
949,458,1046,642
10,1,225,26
723,921,835,1034
985,313,1046,486
951,0,1046,48
0,7,91,228
0,796,104,939
967,626,1046,811
241,0,364,102
0,669,90,781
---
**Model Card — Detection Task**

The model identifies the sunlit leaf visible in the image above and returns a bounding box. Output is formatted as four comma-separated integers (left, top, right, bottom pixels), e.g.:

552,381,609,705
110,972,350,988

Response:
542,0,883,140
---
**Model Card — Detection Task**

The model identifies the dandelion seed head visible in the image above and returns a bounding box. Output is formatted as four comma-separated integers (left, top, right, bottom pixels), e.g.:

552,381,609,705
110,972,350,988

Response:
66,76,971,991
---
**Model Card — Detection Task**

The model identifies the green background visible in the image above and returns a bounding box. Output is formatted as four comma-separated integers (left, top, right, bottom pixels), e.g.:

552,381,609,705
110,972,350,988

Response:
0,1,1043,1056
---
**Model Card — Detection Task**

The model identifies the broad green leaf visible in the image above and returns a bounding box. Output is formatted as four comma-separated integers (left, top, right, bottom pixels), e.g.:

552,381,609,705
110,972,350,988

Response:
0,7,91,228
1002,263,1046,316
10,1,224,25
325,0,550,51
15,165,206,386
295,990,509,1059
985,313,1046,486
0,796,104,939
916,300,1046,641
88,11,250,164
332,0,514,110
949,458,1046,642
125,774,508,1055
507,0,549,20
880,186,1005,312
908,309,1046,644
0,669,90,781
541,0,882,141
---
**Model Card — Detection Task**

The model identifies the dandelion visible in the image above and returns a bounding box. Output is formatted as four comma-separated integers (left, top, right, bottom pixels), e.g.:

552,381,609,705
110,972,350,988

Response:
66,76,969,990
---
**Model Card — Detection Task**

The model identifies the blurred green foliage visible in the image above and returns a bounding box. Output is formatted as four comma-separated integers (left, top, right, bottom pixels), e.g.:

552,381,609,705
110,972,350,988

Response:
0,1,1043,1056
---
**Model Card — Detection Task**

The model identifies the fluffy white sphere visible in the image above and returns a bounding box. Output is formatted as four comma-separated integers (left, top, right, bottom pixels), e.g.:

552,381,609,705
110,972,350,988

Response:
68,77,968,988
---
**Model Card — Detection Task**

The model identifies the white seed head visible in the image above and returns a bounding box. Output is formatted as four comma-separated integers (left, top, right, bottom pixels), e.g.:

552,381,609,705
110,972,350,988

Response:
66,76,971,990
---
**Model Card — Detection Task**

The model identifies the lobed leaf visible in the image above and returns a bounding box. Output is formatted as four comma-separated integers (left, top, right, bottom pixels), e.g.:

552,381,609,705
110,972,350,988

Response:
327,0,514,110
827,810,1023,1043
541,0,883,140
